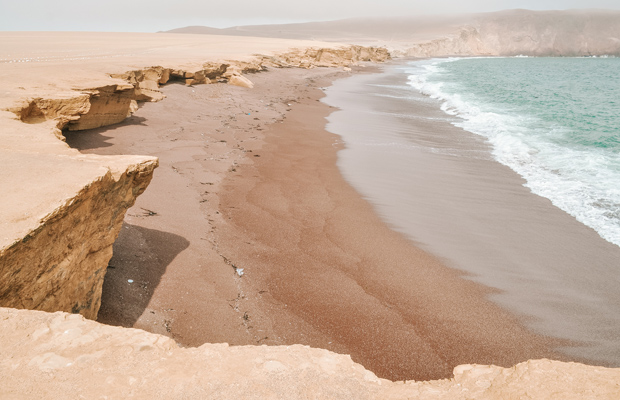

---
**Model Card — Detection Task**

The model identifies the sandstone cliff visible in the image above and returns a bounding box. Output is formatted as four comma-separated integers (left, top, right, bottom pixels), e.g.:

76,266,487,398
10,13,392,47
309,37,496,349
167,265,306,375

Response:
0,79,159,320
0,33,389,321
0,153,156,319
2,307,619,399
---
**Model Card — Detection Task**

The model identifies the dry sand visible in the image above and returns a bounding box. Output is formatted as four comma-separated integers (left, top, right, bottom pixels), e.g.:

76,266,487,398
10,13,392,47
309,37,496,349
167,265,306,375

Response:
66,66,563,381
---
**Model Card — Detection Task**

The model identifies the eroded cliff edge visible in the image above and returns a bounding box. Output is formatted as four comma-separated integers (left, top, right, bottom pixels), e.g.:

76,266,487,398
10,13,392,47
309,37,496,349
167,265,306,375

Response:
2,307,619,399
0,35,389,320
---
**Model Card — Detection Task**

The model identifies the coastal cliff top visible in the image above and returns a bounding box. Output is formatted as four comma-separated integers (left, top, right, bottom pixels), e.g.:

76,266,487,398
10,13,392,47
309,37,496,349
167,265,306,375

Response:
2,307,620,399
0,32,342,110
0,32,350,251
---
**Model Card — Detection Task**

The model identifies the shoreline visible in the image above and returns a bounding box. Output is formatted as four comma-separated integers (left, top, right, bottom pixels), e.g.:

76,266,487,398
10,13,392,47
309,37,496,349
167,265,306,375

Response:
324,60,620,367
67,65,565,381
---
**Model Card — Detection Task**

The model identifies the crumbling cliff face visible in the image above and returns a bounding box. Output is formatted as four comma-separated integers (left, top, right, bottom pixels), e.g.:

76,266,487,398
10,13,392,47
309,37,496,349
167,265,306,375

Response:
109,45,391,100
0,44,390,321
2,307,619,399
1,78,160,320
0,157,156,319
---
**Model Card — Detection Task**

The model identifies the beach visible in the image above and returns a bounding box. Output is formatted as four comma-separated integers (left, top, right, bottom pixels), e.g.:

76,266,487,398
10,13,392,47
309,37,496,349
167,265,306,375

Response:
323,61,620,366
66,65,564,381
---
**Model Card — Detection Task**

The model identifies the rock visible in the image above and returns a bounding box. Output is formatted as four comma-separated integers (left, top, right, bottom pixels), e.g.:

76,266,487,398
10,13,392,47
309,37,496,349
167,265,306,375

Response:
9,94,91,126
159,69,170,84
223,65,243,78
258,46,391,69
228,74,254,88
9,84,141,131
110,68,167,102
127,99,139,117
1,307,619,399
135,79,164,102
67,84,136,131
202,62,229,79
2,80,158,320
0,156,157,319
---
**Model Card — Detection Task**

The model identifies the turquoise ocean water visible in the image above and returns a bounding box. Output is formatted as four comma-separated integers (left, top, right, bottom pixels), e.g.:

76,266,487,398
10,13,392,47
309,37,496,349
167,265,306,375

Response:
407,57,620,248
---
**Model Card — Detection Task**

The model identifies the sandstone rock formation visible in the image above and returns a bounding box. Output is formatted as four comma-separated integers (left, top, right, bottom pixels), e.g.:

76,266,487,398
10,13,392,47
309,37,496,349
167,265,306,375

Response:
0,33,390,322
0,154,156,319
107,46,389,100
228,74,255,88
2,307,619,399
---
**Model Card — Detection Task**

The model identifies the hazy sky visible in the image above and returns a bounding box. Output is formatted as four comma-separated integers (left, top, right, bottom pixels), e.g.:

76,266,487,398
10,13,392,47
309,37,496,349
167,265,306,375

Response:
1,0,619,32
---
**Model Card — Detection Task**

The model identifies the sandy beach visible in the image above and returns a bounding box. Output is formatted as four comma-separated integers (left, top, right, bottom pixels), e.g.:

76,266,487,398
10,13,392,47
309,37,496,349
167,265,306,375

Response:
323,62,620,367
65,65,565,381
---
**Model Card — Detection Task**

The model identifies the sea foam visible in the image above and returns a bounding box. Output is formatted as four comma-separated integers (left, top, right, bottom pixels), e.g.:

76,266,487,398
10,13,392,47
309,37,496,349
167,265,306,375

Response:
406,58,620,247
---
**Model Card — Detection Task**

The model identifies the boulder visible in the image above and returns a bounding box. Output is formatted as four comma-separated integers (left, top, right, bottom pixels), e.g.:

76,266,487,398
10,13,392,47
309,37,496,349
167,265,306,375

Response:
228,74,254,88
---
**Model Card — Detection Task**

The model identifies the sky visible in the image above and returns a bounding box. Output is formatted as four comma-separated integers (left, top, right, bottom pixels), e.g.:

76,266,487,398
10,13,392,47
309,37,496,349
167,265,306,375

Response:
1,0,619,32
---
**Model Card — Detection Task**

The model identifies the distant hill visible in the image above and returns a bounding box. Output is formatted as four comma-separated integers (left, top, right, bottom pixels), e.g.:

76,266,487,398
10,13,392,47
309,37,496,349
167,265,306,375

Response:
162,9,620,57
162,14,472,43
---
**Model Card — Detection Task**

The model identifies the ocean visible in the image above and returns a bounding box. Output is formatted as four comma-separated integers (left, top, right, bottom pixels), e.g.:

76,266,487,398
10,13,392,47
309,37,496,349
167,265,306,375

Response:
408,57,620,248
323,58,620,366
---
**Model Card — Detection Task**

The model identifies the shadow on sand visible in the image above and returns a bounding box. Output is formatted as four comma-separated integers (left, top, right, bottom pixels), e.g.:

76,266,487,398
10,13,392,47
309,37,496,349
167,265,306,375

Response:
63,115,148,150
97,223,189,327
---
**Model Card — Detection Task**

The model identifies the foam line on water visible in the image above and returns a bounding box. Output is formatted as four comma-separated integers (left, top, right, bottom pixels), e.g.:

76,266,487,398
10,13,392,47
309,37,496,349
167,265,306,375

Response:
406,58,620,248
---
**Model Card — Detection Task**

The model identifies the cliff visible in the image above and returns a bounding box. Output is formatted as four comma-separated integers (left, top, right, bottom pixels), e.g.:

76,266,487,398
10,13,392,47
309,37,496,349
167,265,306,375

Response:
0,32,388,320
2,307,619,399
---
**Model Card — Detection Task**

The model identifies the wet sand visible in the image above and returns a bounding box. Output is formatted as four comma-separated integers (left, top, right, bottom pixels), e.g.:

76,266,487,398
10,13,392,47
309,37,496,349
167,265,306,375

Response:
66,66,562,382
323,62,620,367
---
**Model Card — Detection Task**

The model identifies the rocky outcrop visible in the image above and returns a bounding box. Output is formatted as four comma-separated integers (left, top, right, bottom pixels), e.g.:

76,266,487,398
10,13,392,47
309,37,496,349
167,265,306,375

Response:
9,83,138,132
1,74,159,321
0,156,156,319
2,307,619,399
106,45,390,100
258,45,390,68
